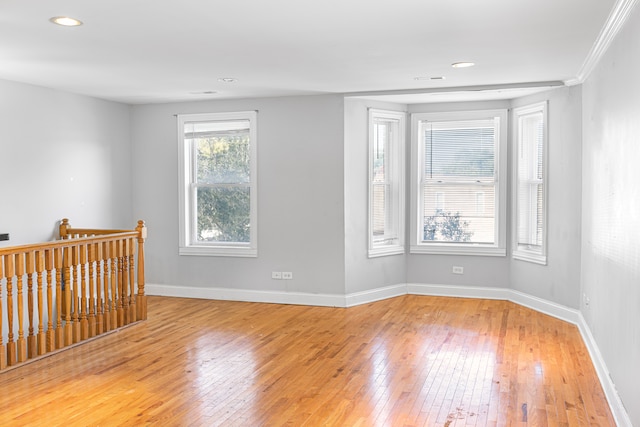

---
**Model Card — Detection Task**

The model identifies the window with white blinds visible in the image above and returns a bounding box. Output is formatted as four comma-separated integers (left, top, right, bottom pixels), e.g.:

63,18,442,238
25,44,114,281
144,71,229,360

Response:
410,110,507,256
513,102,547,264
368,109,405,257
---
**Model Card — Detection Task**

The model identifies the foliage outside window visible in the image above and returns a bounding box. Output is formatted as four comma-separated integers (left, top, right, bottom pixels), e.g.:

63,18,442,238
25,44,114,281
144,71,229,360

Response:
368,109,405,257
178,111,257,257
513,102,547,265
410,110,507,256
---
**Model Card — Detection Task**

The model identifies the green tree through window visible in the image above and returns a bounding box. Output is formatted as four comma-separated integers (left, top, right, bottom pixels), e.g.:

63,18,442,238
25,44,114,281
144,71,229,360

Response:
196,133,251,243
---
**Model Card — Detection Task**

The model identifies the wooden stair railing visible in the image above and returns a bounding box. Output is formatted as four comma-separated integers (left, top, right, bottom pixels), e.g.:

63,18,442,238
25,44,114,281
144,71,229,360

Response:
0,219,147,371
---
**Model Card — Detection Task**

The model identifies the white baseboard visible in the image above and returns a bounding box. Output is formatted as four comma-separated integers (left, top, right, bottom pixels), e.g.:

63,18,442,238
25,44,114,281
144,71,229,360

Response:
147,283,408,308
406,283,583,325
345,284,407,307
146,283,346,307
576,312,632,427
407,283,510,301
146,281,629,425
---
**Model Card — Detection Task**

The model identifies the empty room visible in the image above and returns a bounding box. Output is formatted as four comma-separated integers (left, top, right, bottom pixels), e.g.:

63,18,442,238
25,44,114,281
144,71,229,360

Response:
0,0,639,425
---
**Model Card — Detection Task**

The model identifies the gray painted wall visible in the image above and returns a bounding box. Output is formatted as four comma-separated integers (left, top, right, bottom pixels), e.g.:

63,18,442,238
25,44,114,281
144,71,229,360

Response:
344,98,407,294
581,4,640,424
0,79,132,246
509,86,583,308
131,95,347,295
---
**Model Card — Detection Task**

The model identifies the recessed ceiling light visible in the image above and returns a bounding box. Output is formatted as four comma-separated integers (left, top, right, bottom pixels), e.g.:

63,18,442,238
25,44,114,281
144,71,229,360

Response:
49,16,83,27
218,78,237,83
451,62,475,68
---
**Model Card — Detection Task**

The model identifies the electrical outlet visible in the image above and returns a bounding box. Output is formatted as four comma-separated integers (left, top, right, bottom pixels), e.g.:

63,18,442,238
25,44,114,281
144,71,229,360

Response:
282,272,293,280
452,266,464,275
272,272,282,279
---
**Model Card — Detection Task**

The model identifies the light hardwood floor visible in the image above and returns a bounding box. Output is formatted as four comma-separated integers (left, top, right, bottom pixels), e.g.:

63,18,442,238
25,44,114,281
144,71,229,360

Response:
0,295,614,426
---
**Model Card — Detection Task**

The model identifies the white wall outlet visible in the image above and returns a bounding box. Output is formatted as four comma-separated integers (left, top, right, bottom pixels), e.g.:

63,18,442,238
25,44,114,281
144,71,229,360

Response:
272,272,282,279
282,272,293,280
452,266,464,275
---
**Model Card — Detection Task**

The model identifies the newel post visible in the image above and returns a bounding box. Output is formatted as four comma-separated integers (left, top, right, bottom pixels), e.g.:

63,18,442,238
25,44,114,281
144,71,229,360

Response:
59,218,71,239
135,220,147,320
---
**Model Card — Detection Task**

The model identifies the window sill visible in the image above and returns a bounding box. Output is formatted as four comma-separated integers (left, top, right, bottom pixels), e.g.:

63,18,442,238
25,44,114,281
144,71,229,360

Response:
512,250,547,265
179,245,257,258
410,244,506,257
368,245,405,258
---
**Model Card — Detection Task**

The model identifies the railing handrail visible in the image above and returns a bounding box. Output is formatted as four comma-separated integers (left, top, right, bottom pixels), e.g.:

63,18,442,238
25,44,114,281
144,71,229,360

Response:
64,228,135,235
0,218,148,371
0,231,139,256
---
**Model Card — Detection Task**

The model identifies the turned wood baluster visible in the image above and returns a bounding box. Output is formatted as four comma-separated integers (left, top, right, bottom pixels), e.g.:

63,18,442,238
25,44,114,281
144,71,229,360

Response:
5,255,16,365
128,237,136,323
117,239,125,327
95,243,104,336
102,241,111,332
136,220,147,320
44,249,56,352
0,255,6,370
54,247,64,349
71,245,81,343
25,251,36,359
15,253,27,363
35,250,46,356
109,240,118,328
63,246,73,347
88,243,97,338
121,239,130,326
79,244,89,340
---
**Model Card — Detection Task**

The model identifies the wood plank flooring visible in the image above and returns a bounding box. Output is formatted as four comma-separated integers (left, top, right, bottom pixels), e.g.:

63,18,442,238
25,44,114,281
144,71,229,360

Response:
0,295,615,426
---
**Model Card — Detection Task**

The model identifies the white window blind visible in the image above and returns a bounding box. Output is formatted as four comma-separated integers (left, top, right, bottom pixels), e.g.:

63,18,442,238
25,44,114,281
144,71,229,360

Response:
513,102,547,264
421,118,498,244
368,109,405,257
411,110,507,256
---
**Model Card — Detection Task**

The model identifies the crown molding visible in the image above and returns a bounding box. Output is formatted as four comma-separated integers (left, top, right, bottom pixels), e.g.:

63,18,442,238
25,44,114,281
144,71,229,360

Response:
566,0,639,86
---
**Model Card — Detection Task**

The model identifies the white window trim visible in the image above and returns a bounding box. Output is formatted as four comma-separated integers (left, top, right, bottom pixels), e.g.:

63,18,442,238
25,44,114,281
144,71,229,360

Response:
409,109,507,257
368,109,405,258
512,102,548,265
177,111,258,257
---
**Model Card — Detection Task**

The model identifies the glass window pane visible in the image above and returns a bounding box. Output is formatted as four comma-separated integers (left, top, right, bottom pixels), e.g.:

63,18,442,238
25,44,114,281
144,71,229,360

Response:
516,109,545,249
422,184,495,244
373,122,387,183
191,121,250,184
372,183,389,239
196,186,250,243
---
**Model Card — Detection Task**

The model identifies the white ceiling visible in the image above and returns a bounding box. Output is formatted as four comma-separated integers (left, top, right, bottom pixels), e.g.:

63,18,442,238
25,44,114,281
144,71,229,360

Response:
0,0,617,104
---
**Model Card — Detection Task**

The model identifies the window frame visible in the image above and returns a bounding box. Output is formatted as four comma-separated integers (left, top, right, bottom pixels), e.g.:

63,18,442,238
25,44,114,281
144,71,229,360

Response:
410,109,507,256
368,109,406,258
512,101,548,265
177,111,258,257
